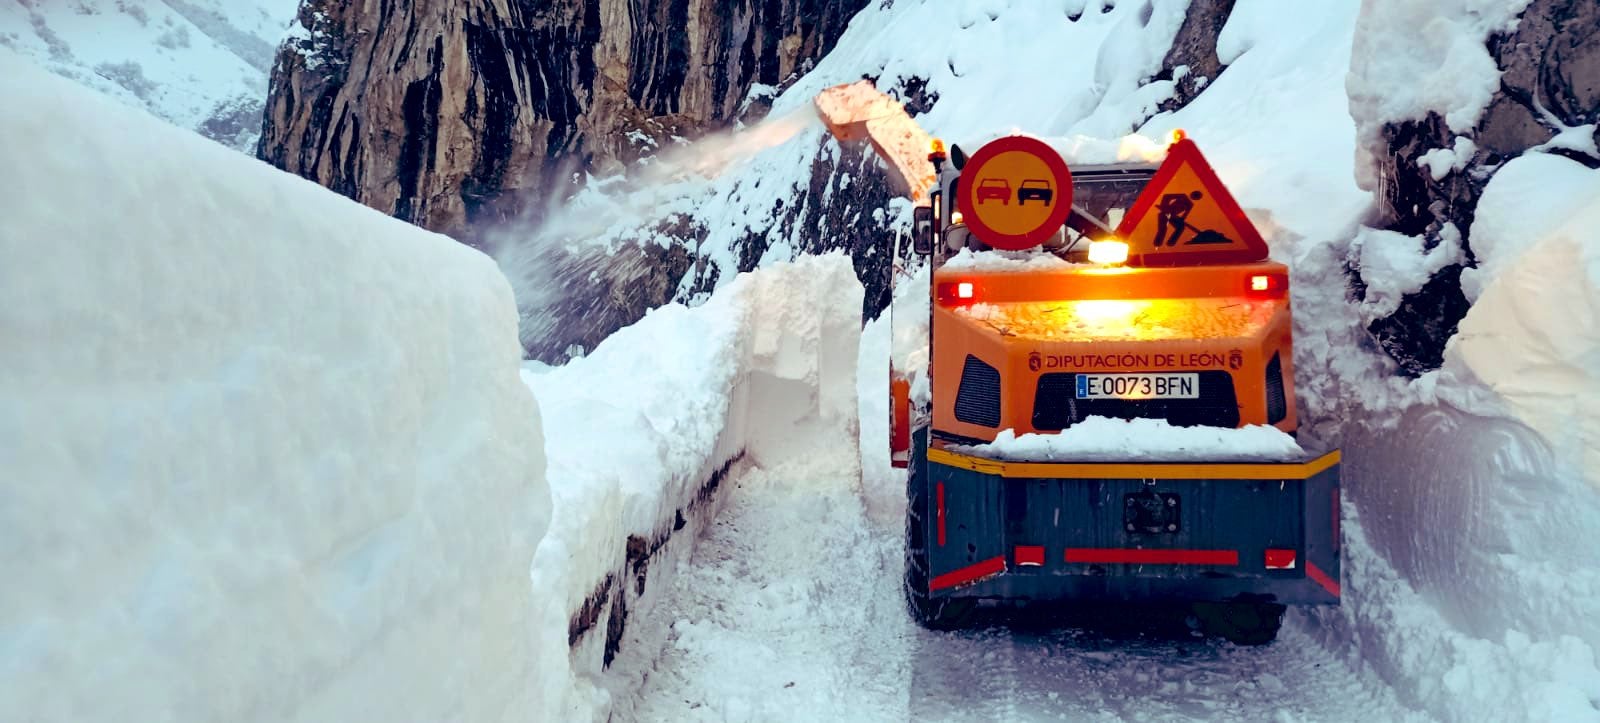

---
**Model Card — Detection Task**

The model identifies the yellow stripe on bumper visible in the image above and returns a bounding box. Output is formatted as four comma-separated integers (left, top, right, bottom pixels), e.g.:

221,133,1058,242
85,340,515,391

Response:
926,447,1341,480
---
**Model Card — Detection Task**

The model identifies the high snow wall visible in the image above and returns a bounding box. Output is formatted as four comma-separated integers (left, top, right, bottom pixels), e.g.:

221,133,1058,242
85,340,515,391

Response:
0,55,550,722
522,254,863,721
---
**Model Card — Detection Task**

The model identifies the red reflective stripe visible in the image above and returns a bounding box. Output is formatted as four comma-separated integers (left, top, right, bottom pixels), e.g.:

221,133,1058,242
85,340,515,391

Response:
1307,562,1341,598
1265,549,1297,569
935,482,946,547
930,556,1006,592
1014,545,1045,567
1064,548,1239,566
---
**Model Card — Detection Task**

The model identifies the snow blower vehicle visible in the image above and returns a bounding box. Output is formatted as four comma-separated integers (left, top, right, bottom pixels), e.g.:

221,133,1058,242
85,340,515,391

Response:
884,130,1342,645
812,81,1339,644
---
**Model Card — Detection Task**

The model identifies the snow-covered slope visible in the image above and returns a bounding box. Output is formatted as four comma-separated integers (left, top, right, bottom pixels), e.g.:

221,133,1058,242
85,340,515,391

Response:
0,0,299,150
0,52,549,721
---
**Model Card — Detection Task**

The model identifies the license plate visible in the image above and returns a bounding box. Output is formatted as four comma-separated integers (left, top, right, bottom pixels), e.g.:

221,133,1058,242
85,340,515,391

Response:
1076,373,1200,400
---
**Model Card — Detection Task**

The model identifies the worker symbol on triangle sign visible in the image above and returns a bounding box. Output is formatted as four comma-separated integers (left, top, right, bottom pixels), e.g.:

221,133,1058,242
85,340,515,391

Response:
1115,137,1270,267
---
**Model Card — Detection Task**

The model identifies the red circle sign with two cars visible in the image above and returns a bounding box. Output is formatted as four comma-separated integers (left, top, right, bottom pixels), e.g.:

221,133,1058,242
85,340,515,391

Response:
956,136,1074,251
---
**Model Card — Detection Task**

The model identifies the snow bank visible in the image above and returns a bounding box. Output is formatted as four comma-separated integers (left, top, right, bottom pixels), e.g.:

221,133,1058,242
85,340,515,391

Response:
940,247,1077,272
524,254,862,721
0,54,548,721
1462,152,1600,302
959,417,1305,463
1449,194,1600,490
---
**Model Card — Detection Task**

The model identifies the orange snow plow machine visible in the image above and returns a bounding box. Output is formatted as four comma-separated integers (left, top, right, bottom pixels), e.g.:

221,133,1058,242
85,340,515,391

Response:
884,130,1341,645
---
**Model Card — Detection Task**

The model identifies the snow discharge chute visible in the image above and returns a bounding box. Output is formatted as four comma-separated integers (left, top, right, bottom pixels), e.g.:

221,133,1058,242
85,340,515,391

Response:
813,80,938,201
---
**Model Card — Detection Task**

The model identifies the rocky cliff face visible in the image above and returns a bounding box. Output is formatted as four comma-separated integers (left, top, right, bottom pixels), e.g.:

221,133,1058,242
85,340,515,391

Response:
1353,0,1599,375
258,0,863,245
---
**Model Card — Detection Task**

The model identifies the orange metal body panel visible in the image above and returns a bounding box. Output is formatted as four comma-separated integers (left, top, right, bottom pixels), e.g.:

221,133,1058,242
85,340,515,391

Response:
890,374,912,467
930,261,1298,443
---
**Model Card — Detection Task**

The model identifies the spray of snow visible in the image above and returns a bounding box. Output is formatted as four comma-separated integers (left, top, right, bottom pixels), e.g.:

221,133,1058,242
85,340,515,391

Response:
492,109,822,354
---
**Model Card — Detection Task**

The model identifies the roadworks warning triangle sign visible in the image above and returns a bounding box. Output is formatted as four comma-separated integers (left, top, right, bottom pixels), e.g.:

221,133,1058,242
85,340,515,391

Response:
1115,138,1269,267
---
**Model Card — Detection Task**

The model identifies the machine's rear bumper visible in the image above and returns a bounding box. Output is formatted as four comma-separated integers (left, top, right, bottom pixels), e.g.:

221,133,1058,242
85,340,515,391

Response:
921,447,1342,606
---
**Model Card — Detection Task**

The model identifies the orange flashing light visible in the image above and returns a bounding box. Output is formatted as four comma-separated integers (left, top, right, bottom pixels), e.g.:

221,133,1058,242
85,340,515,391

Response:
1169,128,1187,145
929,137,948,162
1087,239,1130,266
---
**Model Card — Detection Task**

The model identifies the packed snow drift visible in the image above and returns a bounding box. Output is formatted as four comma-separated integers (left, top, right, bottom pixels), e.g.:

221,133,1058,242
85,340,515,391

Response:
0,54,550,721
959,418,1306,463
522,254,862,720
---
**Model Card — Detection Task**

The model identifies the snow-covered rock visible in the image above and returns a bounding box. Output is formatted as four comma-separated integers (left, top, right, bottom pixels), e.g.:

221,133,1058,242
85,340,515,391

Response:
0,0,298,151
0,52,549,721
1346,0,1600,375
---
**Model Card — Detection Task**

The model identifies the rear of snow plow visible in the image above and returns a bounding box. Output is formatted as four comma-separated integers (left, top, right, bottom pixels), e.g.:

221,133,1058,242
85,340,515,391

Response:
906,429,1340,642
817,82,1341,644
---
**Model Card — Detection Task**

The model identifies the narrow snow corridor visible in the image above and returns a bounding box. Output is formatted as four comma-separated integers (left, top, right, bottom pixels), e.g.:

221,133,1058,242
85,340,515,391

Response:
606,426,1423,722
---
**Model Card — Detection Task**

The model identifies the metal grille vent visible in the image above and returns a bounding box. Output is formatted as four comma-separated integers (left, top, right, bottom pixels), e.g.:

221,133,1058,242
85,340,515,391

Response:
1265,352,1287,424
954,355,1002,427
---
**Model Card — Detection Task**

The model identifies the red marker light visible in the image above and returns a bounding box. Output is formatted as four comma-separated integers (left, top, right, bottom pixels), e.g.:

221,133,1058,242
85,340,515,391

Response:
1246,272,1288,299
936,281,980,306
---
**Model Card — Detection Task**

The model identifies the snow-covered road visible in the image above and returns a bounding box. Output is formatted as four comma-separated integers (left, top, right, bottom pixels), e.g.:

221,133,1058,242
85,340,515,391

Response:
605,424,1424,722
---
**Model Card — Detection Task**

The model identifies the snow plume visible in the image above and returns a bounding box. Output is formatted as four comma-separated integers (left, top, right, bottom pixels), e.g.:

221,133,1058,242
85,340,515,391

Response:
493,109,821,361
0,53,548,721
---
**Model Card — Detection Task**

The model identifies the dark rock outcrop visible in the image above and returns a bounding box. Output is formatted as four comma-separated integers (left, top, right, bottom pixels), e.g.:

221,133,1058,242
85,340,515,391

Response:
1357,0,1599,375
257,0,864,245
1156,0,1237,113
